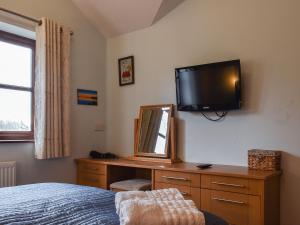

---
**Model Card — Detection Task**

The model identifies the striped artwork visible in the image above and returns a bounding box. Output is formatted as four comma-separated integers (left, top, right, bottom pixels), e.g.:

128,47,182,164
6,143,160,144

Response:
77,89,98,106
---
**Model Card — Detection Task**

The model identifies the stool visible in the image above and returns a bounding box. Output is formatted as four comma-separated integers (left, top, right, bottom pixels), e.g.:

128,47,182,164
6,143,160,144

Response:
110,179,151,192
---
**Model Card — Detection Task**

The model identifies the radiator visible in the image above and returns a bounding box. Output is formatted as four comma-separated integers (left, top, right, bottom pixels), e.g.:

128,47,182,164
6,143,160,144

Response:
0,161,16,187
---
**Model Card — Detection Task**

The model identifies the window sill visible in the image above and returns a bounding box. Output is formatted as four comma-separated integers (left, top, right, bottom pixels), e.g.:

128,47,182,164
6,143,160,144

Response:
0,139,34,143
0,131,34,142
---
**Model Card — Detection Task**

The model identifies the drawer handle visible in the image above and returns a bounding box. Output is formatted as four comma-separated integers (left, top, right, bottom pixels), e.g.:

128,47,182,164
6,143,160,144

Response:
212,181,245,188
161,176,189,181
212,197,246,205
180,192,189,196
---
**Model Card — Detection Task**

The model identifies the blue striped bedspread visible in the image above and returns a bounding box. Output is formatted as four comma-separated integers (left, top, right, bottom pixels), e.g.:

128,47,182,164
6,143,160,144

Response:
0,183,120,225
0,183,228,225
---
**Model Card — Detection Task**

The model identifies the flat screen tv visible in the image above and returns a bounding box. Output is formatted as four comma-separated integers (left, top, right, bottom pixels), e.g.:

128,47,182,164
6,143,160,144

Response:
175,60,242,111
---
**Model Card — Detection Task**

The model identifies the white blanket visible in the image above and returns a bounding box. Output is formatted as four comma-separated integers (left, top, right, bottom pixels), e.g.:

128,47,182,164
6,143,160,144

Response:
115,188,184,214
116,188,205,225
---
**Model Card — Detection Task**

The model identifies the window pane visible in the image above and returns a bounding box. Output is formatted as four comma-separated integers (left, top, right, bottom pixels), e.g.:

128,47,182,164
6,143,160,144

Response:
0,40,32,88
0,89,31,131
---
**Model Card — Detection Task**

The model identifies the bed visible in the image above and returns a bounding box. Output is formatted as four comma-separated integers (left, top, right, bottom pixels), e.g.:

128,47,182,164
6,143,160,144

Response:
0,183,228,225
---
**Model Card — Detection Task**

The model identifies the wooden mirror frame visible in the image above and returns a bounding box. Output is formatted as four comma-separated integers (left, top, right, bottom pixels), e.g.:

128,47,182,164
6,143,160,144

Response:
129,104,179,164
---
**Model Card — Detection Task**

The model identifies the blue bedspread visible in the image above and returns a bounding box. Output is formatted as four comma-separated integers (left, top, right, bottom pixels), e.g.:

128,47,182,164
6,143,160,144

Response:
0,183,119,225
0,183,228,225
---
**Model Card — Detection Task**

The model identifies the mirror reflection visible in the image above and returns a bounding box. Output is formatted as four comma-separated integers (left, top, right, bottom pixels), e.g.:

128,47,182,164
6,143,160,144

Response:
138,106,171,156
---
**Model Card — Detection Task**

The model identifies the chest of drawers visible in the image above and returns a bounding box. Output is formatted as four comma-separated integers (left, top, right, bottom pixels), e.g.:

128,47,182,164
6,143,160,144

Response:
76,161,107,189
200,174,267,225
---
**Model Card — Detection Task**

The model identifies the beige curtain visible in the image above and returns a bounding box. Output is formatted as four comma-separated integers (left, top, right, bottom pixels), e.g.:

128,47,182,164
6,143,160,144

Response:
35,18,71,159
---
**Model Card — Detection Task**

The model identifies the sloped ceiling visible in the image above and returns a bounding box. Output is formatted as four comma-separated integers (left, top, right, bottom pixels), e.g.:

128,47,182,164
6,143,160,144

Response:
72,0,185,38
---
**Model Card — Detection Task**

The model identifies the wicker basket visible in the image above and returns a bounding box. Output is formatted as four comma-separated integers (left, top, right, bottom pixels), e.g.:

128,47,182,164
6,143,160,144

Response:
248,149,281,171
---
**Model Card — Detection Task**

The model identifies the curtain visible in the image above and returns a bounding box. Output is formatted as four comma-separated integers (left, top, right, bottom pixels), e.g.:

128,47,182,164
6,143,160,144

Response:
35,18,71,159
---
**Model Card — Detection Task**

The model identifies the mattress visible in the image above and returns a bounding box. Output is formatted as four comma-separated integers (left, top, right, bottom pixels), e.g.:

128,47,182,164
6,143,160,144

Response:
0,183,228,225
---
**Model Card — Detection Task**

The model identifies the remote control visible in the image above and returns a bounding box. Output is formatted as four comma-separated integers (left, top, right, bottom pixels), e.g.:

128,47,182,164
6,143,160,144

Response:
196,163,212,169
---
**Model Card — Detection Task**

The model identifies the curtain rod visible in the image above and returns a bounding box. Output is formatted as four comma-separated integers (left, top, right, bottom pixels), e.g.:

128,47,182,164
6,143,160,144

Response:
0,7,74,35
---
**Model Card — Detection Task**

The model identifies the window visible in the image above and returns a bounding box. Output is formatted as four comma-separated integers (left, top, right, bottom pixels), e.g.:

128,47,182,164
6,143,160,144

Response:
0,30,35,141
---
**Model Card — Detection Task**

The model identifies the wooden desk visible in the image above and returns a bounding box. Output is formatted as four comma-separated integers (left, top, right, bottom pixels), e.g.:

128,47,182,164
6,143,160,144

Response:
75,158,281,225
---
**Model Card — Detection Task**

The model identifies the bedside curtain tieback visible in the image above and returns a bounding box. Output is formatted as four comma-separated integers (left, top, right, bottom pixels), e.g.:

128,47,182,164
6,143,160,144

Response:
35,17,71,159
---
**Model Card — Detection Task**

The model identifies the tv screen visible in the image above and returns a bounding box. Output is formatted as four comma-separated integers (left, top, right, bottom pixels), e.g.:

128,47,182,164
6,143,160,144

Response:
175,60,242,111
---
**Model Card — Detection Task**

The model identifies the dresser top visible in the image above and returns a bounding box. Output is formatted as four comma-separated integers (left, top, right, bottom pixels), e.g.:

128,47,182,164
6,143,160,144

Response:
75,158,281,180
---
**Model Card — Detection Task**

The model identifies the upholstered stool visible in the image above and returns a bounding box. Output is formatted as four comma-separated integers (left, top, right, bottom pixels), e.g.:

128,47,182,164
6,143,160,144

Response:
110,179,151,192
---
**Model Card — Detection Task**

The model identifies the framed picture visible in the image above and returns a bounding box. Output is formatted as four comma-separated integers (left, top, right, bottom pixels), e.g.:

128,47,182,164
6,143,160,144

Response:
118,56,135,86
77,89,98,106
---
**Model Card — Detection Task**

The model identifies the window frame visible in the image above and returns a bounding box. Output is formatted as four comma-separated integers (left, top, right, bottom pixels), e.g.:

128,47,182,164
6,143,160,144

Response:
0,30,35,142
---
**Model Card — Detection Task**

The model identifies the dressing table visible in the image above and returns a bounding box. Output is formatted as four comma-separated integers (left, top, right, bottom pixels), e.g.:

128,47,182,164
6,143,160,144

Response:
75,104,280,225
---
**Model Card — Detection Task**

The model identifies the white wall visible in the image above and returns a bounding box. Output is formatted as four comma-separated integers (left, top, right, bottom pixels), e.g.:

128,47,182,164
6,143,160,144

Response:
106,0,300,224
0,0,106,184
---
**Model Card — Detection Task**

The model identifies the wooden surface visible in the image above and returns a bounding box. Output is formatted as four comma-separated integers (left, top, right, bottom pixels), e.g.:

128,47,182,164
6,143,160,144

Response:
127,156,175,164
75,158,281,225
170,117,177,162
77,162,106,175
77,172,106,188
0,30,35,141
263,175,280,225
76,160,107,189
134,104,174,159
155,169,200,187
201,189,262,225
201,174,264,195
133,116,178,163
75,158,281,179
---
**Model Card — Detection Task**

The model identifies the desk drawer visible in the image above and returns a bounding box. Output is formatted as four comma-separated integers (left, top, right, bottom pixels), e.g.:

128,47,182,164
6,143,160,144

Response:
155,170,200,187
155,182,200,208
78,162,106,175
202,175,250,194
78,172,106,189
202,175,264,195
201,189,261,225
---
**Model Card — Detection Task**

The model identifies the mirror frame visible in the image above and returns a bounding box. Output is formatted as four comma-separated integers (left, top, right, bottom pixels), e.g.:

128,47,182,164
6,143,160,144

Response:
134,104,174,158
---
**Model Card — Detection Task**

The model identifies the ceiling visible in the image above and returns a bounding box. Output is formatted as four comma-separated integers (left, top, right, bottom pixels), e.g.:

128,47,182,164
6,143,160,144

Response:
72,0,185,38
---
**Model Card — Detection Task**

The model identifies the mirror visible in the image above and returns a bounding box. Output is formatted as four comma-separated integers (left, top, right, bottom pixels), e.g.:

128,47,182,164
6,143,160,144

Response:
135,105,173,158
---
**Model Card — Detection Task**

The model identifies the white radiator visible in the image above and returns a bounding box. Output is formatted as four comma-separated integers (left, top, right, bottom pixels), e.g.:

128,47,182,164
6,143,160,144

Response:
0,161,16,187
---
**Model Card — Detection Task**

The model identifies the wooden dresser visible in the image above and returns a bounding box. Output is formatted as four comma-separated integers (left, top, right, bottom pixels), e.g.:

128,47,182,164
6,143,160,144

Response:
75,158,281,225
